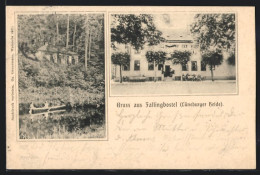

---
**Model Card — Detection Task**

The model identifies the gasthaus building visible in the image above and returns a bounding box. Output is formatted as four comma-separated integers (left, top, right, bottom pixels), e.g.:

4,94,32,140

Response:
111,30,236,82
36,43,79,65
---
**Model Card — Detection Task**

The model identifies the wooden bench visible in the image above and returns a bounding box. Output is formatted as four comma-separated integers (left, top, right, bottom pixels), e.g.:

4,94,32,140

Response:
129,76,146,82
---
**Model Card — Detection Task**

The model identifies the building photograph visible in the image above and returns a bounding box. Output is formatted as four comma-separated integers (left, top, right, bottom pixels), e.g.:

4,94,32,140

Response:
110,13,236,95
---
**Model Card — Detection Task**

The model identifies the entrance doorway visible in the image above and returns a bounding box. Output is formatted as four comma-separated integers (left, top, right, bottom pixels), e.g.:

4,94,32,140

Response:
164,65,175,77
164,65,171,77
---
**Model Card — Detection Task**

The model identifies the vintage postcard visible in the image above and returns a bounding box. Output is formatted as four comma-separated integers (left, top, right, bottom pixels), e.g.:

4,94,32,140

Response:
6,6,255,169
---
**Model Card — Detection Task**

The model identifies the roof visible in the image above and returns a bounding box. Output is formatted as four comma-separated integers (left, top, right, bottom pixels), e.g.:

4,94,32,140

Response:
162,29,194,43
37,44,79,56
37,44,59,53
67,51,78,56
37,45,48,51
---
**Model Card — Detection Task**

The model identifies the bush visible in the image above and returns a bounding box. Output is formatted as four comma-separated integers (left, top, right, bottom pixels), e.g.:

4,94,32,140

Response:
18,55,104,106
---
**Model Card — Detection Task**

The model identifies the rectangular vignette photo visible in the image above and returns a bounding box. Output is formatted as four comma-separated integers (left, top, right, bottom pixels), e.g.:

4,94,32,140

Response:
109,12,237,96
16,12,107,140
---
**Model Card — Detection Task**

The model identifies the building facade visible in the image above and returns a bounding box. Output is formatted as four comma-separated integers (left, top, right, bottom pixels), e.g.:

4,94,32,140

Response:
36,43,79,65
111,31,236,82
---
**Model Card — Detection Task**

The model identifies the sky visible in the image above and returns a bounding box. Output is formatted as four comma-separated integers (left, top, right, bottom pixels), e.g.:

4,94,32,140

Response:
153,13,195,34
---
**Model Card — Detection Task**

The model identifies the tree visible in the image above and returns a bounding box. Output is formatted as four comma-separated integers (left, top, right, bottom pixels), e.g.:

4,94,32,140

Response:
18,13,105,106
66,14,70,48
145,51,166,81
171,51,191,81
72,20,77,51
111,14,164,51
190,14,235,51
111,52,130,83
55,13,59,45
171,50,191,66
84,15,89,71
111,14,164,83
202,50,223,81
81,14,104,71
190,14,235,81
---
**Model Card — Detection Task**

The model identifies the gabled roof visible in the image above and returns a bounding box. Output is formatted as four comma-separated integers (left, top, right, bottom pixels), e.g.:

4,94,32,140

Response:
67,51,78,56
37,44,58,53
37,44,48,51
37,44,79,56
162,29,194,43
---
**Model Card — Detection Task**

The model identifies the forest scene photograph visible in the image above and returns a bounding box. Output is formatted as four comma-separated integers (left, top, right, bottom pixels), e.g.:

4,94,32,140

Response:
18,13,105,139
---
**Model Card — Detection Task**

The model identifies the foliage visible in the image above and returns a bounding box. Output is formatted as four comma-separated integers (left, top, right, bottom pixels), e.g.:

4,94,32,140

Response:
190,14,235,51
19,54,104,106
202,50,224,81
191,14,234,81
145,51,167,65
18,14,104,63
145,51,166,81
18,14,105,106
111,14,164,50
111,52,130,83
202,50,223,69
171,50,191,66
19,107,105,139
111,52,130,66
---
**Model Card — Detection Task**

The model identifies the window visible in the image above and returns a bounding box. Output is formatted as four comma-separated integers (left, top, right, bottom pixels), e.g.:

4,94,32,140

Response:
158,64,163,71
67,55,70,64
72,58,75,65
182,63,188,71
201,61,206,71
123,62,130,71
50,54,55,63
134,60,140,71
58,57,61,64
148,62,154,70
192,61,197,71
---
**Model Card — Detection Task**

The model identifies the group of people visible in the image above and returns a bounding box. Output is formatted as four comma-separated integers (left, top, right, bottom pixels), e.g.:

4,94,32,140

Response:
182,73,206,81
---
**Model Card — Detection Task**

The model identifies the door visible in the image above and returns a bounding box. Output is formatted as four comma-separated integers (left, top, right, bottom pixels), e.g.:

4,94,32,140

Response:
164,65,170,77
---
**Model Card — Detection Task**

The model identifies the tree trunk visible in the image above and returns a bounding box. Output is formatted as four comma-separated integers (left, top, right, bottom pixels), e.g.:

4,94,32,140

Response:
72,23,77,51
88,30,91,60
120,65,122,83
154,60,156,82
66,14,70,48
162,63,165,80
56,15,59,45
210,65,214,81
84,15,89,71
